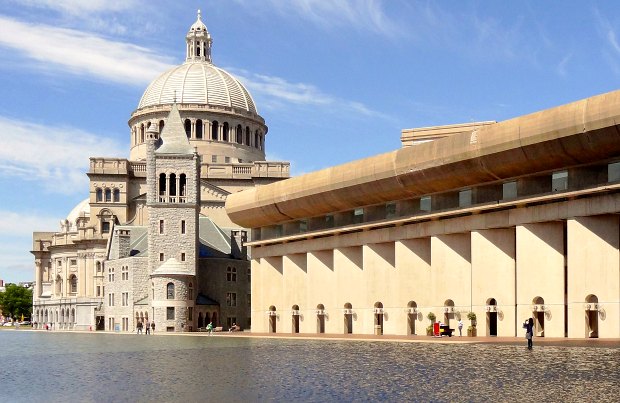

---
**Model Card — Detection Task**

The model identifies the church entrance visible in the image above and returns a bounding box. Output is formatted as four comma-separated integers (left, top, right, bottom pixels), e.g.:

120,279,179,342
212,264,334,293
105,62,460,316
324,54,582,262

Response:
96,316,105,331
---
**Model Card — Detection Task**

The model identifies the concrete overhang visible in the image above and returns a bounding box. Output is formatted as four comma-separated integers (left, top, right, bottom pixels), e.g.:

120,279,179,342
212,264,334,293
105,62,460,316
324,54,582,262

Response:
225,89,620,228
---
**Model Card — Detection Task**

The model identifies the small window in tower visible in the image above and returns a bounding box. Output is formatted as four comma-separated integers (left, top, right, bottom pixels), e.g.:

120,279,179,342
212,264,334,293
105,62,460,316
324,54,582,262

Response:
181,253,186,262
159,220,164,234
196,119,203,139
159,253,164,262
167,307,175,320
181,220,186,234
197,46,201,56
167,282,175,299
223,122,229,142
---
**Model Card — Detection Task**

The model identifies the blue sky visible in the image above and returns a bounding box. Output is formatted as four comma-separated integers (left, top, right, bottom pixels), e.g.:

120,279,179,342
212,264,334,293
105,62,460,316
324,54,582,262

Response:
1,0,620,283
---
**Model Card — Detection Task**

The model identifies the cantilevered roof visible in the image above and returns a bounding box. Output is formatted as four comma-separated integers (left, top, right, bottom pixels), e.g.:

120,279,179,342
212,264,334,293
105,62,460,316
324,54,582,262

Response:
225,89,620,228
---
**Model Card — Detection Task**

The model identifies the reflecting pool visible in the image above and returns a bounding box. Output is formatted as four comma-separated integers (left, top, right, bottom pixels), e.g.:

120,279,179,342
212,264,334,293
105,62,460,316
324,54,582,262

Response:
1,331,618,402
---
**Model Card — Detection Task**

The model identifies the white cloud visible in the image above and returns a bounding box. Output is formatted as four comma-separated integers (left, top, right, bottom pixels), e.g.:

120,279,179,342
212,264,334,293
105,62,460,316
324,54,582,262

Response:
0,211,60,237
0,16,174,86
9,0,137,16
0,116,125,194
235,0,402,37
230,68,389,119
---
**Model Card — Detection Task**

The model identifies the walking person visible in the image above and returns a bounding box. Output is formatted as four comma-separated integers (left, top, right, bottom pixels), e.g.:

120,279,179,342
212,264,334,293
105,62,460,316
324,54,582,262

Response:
145,320,150,335
206,321,213,335
151,321,155,334
137,321,143,334
457,319,463,336
525,318,534,349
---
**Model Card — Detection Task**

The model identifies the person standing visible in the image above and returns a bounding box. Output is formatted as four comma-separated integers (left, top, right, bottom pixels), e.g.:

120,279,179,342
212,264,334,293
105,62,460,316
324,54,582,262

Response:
137,321,143,334
457,319,464,336
525,318,534,349
206,321,213,335
151,321,155,334
145,320,150,335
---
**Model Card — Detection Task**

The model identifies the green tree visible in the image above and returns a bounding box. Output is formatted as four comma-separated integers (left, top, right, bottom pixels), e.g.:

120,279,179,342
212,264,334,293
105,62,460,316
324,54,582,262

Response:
0,284,32,320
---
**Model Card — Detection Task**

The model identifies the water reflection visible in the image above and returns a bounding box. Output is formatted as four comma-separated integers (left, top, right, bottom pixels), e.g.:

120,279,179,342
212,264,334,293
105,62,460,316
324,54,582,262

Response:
0,332,618,402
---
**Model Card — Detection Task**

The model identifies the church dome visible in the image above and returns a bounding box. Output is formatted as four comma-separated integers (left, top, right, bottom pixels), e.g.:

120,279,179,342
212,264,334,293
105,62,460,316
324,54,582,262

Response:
138,62,257,113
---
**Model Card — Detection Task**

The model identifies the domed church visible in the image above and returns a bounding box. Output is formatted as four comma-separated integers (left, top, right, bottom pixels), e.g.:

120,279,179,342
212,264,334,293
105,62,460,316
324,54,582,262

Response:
31,11,290,332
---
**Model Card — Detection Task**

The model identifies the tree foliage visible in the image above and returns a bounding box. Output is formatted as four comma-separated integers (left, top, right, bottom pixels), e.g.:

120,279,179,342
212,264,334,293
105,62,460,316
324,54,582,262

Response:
0,284,32,320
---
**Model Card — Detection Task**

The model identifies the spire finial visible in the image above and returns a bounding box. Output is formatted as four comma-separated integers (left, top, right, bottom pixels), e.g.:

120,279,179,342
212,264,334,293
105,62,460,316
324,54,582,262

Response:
197,9,201,20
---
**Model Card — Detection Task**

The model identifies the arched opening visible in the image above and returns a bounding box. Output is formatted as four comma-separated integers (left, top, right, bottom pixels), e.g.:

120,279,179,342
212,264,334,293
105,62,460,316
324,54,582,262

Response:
196,45,201,56
212,312,218,327
236,124,242,144
179,174,186,202
140,124,145,143
254,130,259,148
245,127,250,146
159,173,166,201
407,301,418,335
374,301,384,335
198,312,204,329
443,299,455,327
344,302,353,334
268,306,277,333
211,121,219,140
184,119,191,138
486,298,498,336
104,188,111,202
169,173,177,202
71,308,75,326
159,120,165,135
96,188,103,202
196,119,203,139
55,275,62,295
532,296,545,337
223,122,229,142
585,294,599,338
167,283,175,300
113,189,120,202
316,304,326,333
291,304,300,334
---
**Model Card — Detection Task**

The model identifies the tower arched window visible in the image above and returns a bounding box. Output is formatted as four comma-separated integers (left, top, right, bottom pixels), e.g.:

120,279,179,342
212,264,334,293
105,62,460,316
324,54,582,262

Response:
188,282,194,301
180,174,187,202
196,43,201,56
211,121,219,140
223,122,229,142
56,275,62,295
96,188,103,202
159,173,166,201
105,188,111,202
196,119,203,139
184,119,191,138
113,189,120,202
254,130,259,148
140,124,145,143
167,282,175,300
147,122,151,129
236,124,242,144
169,173,177,200
159,120,165,135
245,127,250,146
260,134,264,150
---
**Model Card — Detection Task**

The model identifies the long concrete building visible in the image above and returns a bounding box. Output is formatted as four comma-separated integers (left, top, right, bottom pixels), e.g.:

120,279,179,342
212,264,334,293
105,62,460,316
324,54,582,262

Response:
226,90,620,339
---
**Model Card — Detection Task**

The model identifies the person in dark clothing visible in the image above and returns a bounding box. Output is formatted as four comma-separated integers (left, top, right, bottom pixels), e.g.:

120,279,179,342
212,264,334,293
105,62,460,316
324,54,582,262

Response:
525,318,534,349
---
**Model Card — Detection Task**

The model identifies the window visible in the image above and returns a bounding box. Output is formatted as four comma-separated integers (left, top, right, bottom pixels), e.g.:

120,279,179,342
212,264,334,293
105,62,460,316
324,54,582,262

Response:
184,119,191,138
69,275,77,293
609,162,620,182
236,124,242,144
160,253,164,262
122,292,128,306
109,293,115,307
159,220,164,234
459,189,472,207
105,188,112,202
211,155,217,163
188,283,194,300
420,196,431,212
211,121,219,140
552,170,568,192
223,122,229,141
122,317,129,332
188,307,193,321
226,292,237,307
122,266,128,281
167,307,175,320
353,208,364,224
96,188,103,202
181,220,186,234
225,157,230,163
167,283,175,299
70,259,77,266
102,221,110,234
108,268,115,282
96,286,101,297
227,267,237,282
385,202,397,219
502,181,517,199
181,253,186,262
96,261,101,272
247,268,251,282
113,189,120,202
196,119,203,139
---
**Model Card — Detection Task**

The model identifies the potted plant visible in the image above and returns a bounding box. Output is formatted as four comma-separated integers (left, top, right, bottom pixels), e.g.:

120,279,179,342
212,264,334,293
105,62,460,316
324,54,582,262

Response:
426,312,436,336
467,311,477,337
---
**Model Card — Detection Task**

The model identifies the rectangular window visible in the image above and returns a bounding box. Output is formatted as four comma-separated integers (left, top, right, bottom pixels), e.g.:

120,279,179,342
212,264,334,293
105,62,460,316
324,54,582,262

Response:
502,181,517,199
552,170,568,192
181,253,186,262
181,220,186,234
160,253,164,262
459,189,472,207
122,317,128,332
353,208,364,224
188,307,193,321
122,292,128,306
420,196,431,212
159,220,164,234
609,161,620,182
102,221,110,233
108,293,115,307
225,156,231,163
227,267,237,282
167,307,175,320
70,259,77,266
211,155,217,163
226,292,237,307
385,202,397,219
96,286,101,297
